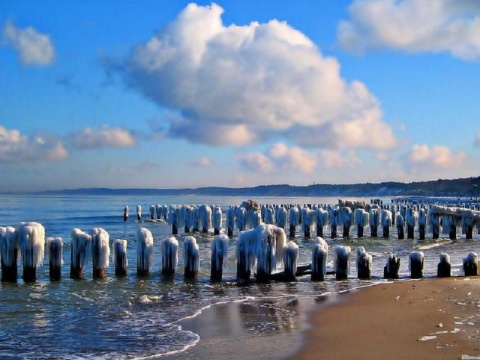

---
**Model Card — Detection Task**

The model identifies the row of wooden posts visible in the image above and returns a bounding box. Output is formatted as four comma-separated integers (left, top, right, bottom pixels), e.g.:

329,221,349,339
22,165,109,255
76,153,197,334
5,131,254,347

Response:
2,236,478,284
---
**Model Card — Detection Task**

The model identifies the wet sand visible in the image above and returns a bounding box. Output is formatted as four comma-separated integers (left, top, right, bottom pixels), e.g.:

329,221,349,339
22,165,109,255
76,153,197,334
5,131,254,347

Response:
174,278,480,360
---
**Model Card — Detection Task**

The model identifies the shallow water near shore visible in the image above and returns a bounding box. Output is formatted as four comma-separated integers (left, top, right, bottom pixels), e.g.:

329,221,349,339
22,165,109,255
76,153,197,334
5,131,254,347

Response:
0,194,478,359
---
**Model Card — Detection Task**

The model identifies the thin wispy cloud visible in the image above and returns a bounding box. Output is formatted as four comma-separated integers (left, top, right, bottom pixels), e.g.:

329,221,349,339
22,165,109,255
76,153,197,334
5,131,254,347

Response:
192,157,212,167
113,3,397,151
339,0,480,61
2,20,55,66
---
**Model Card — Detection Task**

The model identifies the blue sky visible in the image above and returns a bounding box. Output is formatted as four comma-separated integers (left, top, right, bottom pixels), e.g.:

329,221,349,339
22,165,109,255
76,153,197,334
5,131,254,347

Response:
1,0,479,192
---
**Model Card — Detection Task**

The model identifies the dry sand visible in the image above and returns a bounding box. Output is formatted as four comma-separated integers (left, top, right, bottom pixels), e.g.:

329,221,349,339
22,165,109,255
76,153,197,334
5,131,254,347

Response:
292,278,480,360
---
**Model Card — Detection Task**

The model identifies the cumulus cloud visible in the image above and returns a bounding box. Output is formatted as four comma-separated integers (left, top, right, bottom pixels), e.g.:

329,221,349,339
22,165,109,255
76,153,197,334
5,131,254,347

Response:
238,143,316,173
68,125,137,150
113,3,396,150
2,21,55,66
406,144,466,167
338,0,480,61
0,125,68,163
318,150,362,168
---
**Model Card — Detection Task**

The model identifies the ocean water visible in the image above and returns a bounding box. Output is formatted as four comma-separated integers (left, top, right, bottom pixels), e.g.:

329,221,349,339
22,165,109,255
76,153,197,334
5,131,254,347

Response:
0,194,478,359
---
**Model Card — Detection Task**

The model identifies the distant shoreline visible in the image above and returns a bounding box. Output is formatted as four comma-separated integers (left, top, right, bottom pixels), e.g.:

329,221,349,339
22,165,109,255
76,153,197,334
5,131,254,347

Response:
4,176,480,197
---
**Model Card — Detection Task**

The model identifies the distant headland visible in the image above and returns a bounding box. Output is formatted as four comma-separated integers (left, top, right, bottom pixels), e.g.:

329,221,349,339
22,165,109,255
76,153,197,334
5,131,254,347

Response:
24,176,480,197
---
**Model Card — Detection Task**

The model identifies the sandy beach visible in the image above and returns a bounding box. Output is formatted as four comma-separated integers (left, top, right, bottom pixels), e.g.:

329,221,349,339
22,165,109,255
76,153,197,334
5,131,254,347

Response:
174,278,480,360
293,278,480,360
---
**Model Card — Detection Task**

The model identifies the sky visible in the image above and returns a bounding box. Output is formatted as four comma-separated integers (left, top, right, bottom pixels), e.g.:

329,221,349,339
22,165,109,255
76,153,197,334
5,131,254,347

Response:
1,0,479,192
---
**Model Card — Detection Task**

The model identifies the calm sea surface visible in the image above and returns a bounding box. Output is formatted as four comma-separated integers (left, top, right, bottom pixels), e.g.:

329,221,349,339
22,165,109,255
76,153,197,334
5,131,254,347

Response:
0,194,478,359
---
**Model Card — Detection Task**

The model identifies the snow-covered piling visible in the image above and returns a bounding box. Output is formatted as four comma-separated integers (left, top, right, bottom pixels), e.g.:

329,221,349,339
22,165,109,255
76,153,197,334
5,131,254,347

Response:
136,205,142,221
226,207,235,238
288,207,299,238
161,236,178,275
396,214,405,239
70,228,92,279
463,252,478,277
46,237,63,280
381,209,392,238
213,206,222,235
123,206,129,222
137,228,153,276
199,205,212,233
0,226,18,282
334,246,351,280
418,208,427,240
183,236,199,279
302,208,315,238
369,208,380,237
283,241,299,282
409,251,424,279
330,208,339,239
17,222,45,282
405,207,418,239
356,246,372,280
384,253,400,279
341,207,352,238
91,228,110,279
210,234,229,282
437,253,451,278
113,239,128,276
236,230,253,284
311,237,328,281
354,209,369,238
316,207,328,238
150,205,156,220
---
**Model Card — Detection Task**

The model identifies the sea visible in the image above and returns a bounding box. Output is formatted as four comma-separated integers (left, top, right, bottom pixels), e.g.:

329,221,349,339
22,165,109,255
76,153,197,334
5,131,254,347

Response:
0,193,478,359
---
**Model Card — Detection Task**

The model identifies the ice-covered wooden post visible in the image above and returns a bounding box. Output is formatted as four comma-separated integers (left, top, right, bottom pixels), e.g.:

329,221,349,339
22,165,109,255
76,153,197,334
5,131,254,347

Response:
70,228,91,279
199,204,212,234
462,214,473,240
334,246,351,280
46,237,63,280
396,214,405,240
123,206,129,222
311,237,328,281
354,209,369,238
283,241,299,282
210,234,229,282
330,208,339,239
226,207,235,238
113,239,128,276
418,209,427,240
161,236,178,275
288,207,298,238
381,209,392,239
91,228,110,279
236,230,252,284
303,208,315,239
0,226,18,282
213,206,222,236
437,253,451,278
369,208,380,237
406,208,417,240
409,251,424,279
341,207,352,238
430,211,440,240
136,205,142,221
384,253,400,279
137,228,153,276
356,247,372,280
316,208,328,238
463,252,478,277
169,206,179,235
17,222,45,282
183,236,199,280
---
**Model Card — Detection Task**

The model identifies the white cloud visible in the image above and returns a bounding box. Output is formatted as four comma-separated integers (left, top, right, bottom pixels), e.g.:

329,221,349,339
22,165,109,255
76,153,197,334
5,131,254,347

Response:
115,3,396,150
0,125,68,163
192,156,212,167
238,143,316,173
339,0,480,61
318,150,362,168
2,21,55,66
68,125,137,150
406,144,466,167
